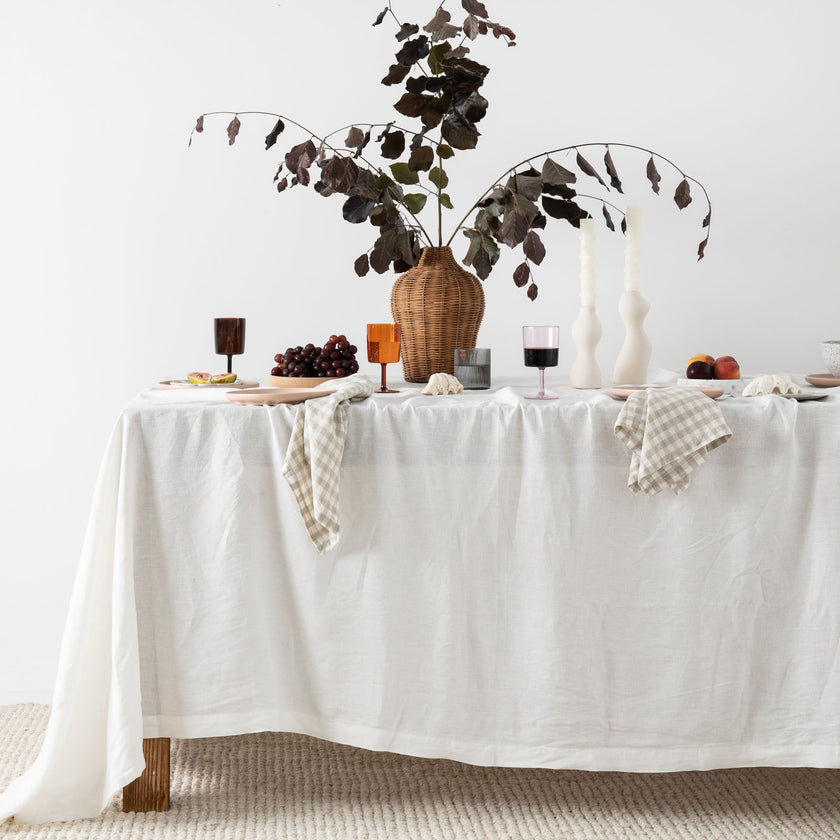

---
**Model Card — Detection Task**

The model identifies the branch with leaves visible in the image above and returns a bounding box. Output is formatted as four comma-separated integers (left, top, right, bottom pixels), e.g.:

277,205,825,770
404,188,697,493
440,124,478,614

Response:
190,0,711,299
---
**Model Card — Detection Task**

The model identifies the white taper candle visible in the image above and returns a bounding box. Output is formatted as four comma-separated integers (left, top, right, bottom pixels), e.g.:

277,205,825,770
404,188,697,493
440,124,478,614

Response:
624,204,641,292
579,218,596,307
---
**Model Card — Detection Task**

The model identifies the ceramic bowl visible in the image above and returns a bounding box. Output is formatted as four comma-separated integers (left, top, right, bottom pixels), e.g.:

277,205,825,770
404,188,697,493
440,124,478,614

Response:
820,340,840,377
676,377,742,395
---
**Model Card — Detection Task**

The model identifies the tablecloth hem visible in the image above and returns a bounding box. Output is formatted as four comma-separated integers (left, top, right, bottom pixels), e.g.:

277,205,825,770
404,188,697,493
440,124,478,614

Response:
142,711,840,773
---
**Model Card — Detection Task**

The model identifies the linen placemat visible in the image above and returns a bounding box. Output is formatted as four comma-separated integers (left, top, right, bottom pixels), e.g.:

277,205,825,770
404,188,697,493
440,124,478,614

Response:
614,387,732,496
281,373,374,552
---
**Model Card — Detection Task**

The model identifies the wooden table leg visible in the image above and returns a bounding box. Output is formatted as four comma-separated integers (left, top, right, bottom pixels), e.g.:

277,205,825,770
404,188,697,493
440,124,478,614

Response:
122,737,170,812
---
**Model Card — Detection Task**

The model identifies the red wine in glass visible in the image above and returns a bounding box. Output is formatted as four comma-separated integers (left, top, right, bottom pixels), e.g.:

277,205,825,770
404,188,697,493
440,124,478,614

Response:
523,326,560,400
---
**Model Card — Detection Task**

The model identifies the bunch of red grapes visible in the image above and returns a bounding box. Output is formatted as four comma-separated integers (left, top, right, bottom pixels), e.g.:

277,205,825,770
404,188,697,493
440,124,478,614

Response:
271,334,360,378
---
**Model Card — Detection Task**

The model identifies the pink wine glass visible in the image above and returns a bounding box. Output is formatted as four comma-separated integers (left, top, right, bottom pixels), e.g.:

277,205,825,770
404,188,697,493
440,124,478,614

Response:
523,326,560,400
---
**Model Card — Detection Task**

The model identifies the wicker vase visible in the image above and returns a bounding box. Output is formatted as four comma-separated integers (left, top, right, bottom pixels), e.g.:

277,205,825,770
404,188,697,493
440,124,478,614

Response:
390,246,485,383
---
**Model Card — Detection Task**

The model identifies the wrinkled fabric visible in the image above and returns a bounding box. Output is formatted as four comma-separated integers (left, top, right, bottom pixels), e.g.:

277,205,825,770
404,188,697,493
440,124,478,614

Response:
614,387,732,495
281,374,374,552
3,379,840,824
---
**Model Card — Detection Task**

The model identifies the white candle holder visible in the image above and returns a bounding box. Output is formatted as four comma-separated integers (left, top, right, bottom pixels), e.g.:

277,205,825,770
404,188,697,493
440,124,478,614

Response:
613,290,651,385
570,304,602,388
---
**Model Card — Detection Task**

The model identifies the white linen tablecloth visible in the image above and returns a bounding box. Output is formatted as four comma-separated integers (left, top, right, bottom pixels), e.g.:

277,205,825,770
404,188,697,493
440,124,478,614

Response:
3,379,840,823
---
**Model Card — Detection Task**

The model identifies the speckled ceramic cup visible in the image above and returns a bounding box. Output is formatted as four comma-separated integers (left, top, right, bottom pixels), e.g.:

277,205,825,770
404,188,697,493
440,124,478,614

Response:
820,340,840,376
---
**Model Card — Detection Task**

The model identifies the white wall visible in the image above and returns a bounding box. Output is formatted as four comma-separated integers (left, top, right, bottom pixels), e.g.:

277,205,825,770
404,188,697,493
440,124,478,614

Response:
1,0,838,703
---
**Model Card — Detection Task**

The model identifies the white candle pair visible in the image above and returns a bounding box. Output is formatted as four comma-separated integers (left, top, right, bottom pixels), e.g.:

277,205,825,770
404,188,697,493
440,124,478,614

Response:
577,204,641,300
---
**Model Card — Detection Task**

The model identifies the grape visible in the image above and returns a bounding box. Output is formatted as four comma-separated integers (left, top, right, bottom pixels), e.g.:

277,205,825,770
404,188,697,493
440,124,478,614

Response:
273,332,359,377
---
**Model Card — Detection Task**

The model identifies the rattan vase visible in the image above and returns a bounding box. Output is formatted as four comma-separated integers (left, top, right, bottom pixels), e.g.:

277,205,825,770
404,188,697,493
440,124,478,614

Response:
390,246,485,383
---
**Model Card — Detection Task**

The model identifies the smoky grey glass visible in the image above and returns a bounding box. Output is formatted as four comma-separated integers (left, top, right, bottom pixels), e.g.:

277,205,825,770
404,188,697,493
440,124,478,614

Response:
454,348,491,390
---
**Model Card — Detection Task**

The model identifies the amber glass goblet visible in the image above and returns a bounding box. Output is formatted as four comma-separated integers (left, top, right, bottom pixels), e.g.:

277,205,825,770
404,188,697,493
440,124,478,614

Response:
366,323,401,393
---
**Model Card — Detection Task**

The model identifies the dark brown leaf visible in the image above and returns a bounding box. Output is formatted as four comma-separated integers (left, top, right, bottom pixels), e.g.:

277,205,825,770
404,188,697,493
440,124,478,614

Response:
604,147,623,193
473,247,492,280
424,6,459,39
527,282,538,301
395,35,430,66
321,156,359,193
284,140,316,181
463,14,480,39
674,178,692,209
408,145,434,172
273,163,283,182
394,92,432,118
194,115,204,133
276,176,288,193
382,63,411,86
395,22,419,41
513,262,530,287
702,208,711,228
498,211,529,248
454,91,488,123
372,7,388,26
441,114,479,149
354,253,370,276
523,230,546,265
512,174,542,202
264,118,284,150
376,122,395,142
461,0,489,16
697,236,709,261
646,156,661,194
226,116,241,146
380,130,406,159
602,205,615,232
343,195,376,224
355,169,380,202
620,216,627,234
576,151,607,189
355,131,370,159
345,127,365,150
530,212,547,230
542,196,584,227
541,157,576,186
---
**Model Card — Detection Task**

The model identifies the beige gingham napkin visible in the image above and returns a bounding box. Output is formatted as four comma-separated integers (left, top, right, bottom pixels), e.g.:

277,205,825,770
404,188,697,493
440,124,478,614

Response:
281,373,374,552
614,387,732,496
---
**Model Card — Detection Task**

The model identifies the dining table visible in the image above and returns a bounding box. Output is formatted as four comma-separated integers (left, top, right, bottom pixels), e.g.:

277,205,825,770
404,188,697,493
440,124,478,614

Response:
2,374,840,824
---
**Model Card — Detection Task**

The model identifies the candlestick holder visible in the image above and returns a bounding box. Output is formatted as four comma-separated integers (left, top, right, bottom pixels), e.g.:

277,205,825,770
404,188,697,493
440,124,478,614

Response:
570,304,602,389
613,290,651,385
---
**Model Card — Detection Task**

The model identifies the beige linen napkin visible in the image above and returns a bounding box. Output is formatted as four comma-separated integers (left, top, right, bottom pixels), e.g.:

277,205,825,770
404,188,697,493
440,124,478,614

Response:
614,387,732,496
282,373,374,552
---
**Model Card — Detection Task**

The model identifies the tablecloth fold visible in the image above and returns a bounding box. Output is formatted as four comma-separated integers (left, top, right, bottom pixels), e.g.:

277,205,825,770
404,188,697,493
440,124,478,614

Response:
614,387,732,495
281,374,373,552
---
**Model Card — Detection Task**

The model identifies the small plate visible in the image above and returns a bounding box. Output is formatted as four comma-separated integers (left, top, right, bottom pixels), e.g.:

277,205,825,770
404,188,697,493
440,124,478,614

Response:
805,373,840,388
774,390,828,401
610,385,724,400
225,388,335,406
159,379,260,389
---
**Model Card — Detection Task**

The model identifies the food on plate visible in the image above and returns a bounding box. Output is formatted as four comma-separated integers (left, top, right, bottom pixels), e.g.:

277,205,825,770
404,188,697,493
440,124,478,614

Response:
187,372,212,384
713,355,740,380
742,374,801,396
210,372,237,384
271,334,360,378
686,360,715,379
687,353,715,367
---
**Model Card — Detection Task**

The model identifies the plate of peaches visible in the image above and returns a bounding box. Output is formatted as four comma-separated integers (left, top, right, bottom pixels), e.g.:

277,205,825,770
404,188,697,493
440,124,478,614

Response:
676,353,743,395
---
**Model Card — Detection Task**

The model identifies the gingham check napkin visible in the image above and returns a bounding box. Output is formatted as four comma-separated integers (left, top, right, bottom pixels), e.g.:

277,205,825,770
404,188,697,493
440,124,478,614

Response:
281,373,374,552
614,387,732,496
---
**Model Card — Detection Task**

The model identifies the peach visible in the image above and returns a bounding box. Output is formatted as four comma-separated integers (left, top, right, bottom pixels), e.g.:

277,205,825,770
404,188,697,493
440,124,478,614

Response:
713,356,740,380
688,353,715,367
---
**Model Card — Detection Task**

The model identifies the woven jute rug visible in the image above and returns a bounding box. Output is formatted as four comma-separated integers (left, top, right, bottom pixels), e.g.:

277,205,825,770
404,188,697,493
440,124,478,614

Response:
2,704,839,839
